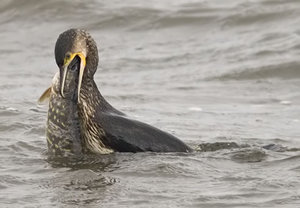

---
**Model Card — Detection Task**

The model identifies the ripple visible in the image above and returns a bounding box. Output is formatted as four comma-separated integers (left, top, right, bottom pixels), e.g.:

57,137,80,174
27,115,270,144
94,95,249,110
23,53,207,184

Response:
46,154,117,171
0,106,20,116
49,169,116,190
195,142,242,152
208,61,300,81
229,148,267,163
0,175,26,188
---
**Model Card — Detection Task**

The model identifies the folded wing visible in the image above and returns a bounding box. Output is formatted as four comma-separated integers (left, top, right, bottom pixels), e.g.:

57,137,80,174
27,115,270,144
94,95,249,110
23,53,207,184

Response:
93,112,192,153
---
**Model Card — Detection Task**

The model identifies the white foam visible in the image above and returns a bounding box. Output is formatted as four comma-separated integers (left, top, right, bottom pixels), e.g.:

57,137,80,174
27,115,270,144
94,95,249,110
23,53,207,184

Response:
6,107,18,112
188,107,203,112
280,100,292,105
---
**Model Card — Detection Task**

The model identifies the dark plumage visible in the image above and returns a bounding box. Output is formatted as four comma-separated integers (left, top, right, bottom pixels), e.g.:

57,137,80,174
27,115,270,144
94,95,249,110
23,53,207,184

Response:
51,28,192,154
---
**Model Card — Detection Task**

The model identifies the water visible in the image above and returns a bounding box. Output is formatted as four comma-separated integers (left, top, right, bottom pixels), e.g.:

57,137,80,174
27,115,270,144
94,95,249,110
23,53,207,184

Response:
1,0,300,207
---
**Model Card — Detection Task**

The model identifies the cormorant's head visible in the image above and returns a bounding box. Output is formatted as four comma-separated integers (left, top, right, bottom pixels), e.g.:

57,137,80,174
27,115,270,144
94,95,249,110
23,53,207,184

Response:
55,28,99,102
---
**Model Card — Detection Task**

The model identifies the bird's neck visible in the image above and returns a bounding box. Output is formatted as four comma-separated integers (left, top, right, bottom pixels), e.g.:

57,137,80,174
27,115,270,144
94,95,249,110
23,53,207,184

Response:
79,79,100,115
77,78,114,154
79,78,124,116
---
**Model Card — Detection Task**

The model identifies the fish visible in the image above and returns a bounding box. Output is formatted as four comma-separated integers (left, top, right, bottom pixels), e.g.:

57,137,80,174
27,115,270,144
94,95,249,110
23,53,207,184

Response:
39,55,82,157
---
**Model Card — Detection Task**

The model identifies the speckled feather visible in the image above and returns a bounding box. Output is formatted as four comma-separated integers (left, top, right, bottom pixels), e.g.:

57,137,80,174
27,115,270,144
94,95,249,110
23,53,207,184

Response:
46,73,82,156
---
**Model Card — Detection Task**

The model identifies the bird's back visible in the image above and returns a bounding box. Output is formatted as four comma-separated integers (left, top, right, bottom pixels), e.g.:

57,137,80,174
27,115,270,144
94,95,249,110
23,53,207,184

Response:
94,111,192,153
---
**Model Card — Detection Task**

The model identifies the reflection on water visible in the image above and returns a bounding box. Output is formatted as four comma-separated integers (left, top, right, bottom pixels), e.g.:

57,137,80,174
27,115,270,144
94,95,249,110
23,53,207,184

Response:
1,0,300,207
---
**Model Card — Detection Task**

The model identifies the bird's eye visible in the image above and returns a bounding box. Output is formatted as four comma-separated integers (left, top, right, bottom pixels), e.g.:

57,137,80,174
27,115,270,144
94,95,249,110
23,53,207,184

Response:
65,53,71,60
64,53,71,65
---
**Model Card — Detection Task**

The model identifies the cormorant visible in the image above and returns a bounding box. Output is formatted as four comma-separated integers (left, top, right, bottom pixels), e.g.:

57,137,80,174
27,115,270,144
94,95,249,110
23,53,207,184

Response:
41,28,192,154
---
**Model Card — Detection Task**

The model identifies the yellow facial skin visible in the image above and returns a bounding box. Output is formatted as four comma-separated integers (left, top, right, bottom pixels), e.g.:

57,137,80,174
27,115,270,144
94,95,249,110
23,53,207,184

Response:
61,52,86,102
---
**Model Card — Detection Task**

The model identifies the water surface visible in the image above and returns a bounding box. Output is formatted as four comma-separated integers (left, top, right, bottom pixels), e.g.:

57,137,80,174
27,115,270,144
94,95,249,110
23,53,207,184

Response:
1,0,300,207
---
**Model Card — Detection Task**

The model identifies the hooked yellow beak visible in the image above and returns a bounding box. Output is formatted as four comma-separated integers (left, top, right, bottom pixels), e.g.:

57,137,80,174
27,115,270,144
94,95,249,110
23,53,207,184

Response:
60,52,86,102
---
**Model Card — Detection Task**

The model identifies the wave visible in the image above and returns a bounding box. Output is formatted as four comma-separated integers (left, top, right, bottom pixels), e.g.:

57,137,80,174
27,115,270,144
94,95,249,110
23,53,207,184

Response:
2,0,300,32
208,61,300,81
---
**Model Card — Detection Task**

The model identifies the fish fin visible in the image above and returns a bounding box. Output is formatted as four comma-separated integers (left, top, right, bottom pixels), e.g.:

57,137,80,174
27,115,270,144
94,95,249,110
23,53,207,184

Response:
38,87,51,104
